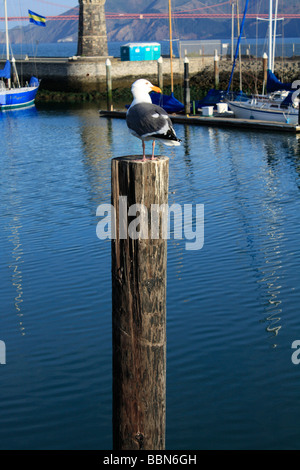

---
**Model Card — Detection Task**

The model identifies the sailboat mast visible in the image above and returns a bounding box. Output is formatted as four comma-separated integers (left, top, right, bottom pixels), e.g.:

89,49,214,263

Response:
272,0,278,73
168,0,174,93
236,1,242,91
4,0,9,61
226,0,249,93
4,0,11,88
268,0,273,71
231,0,235,62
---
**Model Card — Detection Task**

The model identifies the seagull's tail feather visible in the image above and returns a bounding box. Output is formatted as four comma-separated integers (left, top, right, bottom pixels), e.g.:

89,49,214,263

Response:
155,138,181,147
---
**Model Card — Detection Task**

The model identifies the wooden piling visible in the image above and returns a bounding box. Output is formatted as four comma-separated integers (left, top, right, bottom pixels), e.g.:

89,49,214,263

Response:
157,56,163,92
111,156,168,450
184,56,190,115
106,58,113,111
214,50,219,89
262,53,268,95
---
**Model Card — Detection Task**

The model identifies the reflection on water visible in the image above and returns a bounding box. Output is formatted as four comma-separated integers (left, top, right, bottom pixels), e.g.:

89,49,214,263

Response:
6,213,25,335
208,128,300,347
78,111,115,208
3,130,27,336
1,105,300,450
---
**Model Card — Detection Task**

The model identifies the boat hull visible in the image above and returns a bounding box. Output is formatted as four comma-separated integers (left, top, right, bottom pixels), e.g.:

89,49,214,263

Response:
228,100,299,125
0,85,39,110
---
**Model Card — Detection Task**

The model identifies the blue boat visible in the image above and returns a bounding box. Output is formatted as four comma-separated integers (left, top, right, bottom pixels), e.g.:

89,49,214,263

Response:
0,0,39,111
0,65,39,110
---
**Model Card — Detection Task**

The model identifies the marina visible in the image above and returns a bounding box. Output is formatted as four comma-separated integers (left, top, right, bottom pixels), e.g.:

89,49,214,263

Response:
1,103,300,450
1,0,300,453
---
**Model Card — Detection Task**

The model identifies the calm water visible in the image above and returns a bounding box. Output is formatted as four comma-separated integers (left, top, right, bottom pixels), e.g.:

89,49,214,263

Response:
1,103,300,450
1,38,300,60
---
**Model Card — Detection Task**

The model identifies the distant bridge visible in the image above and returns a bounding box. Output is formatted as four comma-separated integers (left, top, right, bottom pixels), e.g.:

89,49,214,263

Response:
1,13,300,21
0,12,300,21
106,13,300,19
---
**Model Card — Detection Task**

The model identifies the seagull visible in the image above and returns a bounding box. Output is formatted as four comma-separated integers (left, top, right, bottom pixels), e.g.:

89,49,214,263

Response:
126,79,181,161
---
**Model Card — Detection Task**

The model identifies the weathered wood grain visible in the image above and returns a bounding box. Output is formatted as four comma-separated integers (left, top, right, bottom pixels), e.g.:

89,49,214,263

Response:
111,156,169,450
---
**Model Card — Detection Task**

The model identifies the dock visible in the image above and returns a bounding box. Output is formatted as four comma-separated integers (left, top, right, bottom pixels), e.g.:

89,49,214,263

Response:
99,110,300,133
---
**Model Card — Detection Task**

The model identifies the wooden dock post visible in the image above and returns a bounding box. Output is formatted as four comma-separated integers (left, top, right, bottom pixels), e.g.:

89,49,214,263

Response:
111,156,168,450
214,50,219,89
106,58,113,111
184,56,190,115
157,56,163,92
262,53,268,95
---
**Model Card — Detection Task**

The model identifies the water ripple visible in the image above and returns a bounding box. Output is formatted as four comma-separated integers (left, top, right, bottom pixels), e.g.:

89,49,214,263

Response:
1,107,300,450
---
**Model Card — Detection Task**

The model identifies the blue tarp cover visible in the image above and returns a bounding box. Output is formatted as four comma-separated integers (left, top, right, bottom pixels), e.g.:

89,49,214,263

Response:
195,89,249,110
0,60,11,79
280,91,295,108
195,89,226,109
150,92,184,114
267,70,292,93
29,76,39,87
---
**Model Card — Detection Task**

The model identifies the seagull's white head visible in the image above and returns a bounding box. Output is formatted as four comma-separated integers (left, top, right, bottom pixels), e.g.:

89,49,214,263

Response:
130,79,162,106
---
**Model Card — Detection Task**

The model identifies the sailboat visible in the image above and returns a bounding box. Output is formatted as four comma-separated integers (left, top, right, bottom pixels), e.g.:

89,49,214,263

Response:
227,0,299,124
0,0,39,111
195,0,250,111
150,0,184,114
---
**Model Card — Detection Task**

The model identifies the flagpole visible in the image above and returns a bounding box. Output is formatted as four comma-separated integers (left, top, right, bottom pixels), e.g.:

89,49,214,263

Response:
168,0,174,93
268,0,273,71
4,0,11,88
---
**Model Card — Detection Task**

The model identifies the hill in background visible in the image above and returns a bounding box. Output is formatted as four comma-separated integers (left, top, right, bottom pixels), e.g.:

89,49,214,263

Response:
0,0,299,44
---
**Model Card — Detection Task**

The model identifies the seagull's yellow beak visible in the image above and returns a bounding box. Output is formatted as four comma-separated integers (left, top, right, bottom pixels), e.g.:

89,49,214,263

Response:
151,85,162,94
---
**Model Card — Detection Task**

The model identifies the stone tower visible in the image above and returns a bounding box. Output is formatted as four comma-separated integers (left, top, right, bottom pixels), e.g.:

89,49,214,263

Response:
77,0,108,57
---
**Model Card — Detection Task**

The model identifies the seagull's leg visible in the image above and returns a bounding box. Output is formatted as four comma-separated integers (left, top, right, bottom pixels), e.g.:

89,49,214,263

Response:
151,140,155,160
142,141,146,161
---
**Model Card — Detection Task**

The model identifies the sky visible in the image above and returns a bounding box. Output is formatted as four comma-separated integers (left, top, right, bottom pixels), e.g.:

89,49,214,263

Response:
3,0,77,19
1,0,77,29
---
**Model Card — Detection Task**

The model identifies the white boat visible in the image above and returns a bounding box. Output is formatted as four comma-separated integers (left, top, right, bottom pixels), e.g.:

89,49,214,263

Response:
228,0,299,124
228,91,299,124
0,0,39,111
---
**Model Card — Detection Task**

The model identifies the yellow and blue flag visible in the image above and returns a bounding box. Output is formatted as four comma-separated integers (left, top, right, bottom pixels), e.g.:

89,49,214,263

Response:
28,10,46,27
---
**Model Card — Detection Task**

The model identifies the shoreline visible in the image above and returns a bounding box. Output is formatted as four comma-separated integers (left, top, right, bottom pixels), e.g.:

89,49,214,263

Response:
2,55,299,105
36,57,300,106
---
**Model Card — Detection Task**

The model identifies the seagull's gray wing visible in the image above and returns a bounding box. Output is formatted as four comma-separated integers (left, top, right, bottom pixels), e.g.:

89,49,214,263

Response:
126,103,180,143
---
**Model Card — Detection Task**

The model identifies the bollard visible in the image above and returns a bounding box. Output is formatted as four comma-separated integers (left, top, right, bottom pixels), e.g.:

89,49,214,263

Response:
214,50,219,89
184,56,190,115
106,58,113,111
111,156,168,450
262,52,268,95
157,56,163,92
